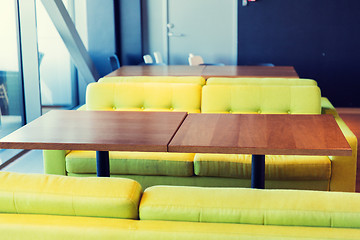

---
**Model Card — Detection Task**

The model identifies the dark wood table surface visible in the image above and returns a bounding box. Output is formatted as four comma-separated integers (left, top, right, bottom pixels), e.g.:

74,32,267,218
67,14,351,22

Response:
1,111,350,185
0,110,187,153
106,65,206,77
168,113,351,188
202,66,299,79
169,113,351,156
105,65,299,79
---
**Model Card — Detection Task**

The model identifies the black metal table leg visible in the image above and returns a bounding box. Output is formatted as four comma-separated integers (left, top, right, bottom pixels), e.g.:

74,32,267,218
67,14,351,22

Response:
96,151,110,177
251,154,265,189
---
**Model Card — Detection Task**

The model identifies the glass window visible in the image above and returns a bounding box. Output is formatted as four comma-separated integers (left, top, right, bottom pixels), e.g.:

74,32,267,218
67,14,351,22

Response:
36,0,78,112
0,0,26,165
0,1,25,137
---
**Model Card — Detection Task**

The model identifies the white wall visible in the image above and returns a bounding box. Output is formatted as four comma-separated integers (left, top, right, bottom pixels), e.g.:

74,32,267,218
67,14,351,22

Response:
0,1,19,71
36,0,73,106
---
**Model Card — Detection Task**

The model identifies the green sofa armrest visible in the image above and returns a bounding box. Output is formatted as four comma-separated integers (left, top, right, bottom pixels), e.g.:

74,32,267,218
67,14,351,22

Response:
0,172,142,219
329,115,358,192
43,105,86,175
321,97,338,116
43,150,68,175
140,186,360,228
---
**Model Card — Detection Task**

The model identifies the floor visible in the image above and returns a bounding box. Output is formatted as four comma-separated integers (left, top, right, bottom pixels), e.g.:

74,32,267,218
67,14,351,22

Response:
1,150,44,174
1,108,360,192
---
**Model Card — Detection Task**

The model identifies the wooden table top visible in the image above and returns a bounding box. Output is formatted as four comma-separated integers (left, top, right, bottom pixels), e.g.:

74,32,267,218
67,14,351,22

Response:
0,110,187,152
202,66,299,78
106,65,206,77
105,65,299,79
168,113,352,156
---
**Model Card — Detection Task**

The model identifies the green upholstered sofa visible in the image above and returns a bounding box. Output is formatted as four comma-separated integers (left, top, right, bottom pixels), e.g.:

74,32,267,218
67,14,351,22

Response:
43,77,357,192
1,172,359,240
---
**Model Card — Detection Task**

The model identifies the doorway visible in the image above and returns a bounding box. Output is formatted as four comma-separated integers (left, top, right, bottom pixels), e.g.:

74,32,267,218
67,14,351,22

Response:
142,0,238,65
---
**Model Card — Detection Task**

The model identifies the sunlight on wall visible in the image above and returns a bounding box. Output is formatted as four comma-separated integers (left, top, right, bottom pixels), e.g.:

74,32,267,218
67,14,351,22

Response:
36,0,73,106
0,1,18,71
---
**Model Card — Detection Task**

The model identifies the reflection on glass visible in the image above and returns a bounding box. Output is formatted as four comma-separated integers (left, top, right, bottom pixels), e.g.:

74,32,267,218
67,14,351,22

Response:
0,1,25,138
36,0,77,110
0,1,25,165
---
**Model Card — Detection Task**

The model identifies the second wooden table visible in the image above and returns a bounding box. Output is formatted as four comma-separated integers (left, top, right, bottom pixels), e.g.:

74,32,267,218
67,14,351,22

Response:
169,113,352,188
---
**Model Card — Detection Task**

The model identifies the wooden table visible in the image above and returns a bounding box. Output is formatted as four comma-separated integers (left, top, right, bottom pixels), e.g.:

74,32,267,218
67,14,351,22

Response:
106,65,205,77
106,65,299,79
0,110,187,177
168,113,352,188
0,111,351,188
202,66,299,79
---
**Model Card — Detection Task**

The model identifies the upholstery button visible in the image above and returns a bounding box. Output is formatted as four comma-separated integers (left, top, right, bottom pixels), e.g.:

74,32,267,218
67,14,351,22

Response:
169,107,174,111
229,110,232,113
287,110,291,114
257,110,261,114
112,106,116,110
141,106,144,110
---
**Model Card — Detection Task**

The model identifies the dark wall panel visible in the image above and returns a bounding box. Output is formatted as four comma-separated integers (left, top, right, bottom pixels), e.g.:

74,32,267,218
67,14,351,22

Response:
115,0,142,65
87,0,116,77
238,0,360,107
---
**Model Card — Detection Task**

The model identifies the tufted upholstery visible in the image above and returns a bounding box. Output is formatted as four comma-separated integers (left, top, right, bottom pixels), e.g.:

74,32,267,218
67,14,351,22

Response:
197,84,331,183
86,82,201,113
43,79,356,192
99,76,206,85
57,82,201,178
201,85,321,114
206,77,317,86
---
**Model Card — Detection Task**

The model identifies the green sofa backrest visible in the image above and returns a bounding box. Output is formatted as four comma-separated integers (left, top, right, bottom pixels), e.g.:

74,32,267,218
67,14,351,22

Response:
206,77,317,86
140,186,360,228
99,76,206,86
86,82,202,113
201,85,321,114
0,172,142,219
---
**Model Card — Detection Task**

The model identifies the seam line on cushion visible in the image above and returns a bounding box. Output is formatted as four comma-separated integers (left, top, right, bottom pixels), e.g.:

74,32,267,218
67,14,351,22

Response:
128,181,141,213
13,192,18,214
140,205,359,214
71,195,77,216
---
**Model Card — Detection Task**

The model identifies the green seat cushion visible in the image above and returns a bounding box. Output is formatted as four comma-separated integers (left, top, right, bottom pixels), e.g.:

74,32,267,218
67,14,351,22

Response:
140,186,360,228
194,154,331,180
0,172,142,219
66,151,195,177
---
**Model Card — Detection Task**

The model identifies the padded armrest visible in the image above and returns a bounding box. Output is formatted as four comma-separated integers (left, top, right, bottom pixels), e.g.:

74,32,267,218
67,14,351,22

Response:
329,115,358,192
140,186,360,228
321,97,338,116
0,172,142,219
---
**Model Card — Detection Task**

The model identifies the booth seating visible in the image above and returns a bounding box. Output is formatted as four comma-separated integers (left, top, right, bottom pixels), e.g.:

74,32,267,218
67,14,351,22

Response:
0,172,359,239
200,77,357,192
43,77,357,192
